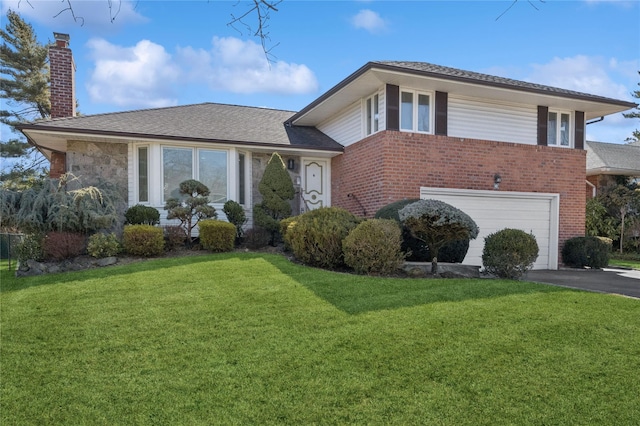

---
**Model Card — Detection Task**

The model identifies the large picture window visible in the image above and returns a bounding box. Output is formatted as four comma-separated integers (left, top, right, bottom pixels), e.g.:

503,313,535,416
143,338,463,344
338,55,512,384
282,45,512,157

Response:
162,147,228,202
547,111,571,147
400,90,431,133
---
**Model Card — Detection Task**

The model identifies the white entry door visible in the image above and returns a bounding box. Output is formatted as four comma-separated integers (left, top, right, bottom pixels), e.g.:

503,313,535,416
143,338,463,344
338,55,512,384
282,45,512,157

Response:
301,159,329,212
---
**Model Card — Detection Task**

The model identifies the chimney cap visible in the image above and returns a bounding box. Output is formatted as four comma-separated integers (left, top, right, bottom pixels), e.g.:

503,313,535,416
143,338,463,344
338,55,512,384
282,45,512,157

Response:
53,32,70,47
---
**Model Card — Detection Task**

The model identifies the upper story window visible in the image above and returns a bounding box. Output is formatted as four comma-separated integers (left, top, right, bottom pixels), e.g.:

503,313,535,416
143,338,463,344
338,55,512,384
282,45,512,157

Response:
400,90,431,133
365,93,379,136
548,111,571,147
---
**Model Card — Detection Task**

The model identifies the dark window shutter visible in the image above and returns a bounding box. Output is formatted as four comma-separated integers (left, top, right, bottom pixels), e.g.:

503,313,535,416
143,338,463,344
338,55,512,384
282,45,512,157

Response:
574,111,585,150
537,106,548,146
435,91,448,136
386,84,399,131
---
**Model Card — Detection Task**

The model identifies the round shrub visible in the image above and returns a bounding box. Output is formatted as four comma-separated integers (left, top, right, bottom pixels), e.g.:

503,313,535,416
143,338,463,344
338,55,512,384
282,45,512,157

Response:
482,228,539,280
280,216,297,251
343,219,405,275
199,220,236,253
288,207,361,269
87,232,120,258
375,199,470,262
124,204,160,225
122,225,164,257
562,236,611,269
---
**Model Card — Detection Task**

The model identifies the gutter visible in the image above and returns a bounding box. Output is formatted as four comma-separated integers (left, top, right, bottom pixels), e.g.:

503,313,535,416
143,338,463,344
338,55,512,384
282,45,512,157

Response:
586,179,596,198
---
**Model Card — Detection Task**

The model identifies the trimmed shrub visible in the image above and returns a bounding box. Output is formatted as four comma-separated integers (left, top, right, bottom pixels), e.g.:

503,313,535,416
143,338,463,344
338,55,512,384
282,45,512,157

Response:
87,233,120,258
482,228,539,279
562,236,611,269
375,199,470,262
125,204,160,225
199,220,236,253
280,216,297,251
43,231,86,260
164,179,217,244
122,225,164,257
288,207,361,269
343,219,405,275
243,227,271,250
222,200,247,244
16,233,44,264
164,225,187,250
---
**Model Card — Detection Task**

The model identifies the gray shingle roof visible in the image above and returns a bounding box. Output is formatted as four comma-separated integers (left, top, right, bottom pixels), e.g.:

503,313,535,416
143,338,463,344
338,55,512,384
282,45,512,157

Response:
374,61,636,107
20,103,343,151
586,140,640,174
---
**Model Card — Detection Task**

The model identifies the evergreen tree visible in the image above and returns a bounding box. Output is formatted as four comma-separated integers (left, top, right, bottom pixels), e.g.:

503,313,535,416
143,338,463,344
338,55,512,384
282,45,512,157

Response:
0,10,50,187
254,152,295,245
623,71,640,143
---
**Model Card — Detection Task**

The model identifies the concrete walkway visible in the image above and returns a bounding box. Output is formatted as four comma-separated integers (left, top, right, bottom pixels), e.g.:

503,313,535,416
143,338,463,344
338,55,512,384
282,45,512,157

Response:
526,268,640,299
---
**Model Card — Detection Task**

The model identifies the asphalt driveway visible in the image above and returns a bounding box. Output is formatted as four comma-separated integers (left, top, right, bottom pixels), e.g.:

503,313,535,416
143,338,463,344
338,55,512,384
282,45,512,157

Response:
526,268,640,299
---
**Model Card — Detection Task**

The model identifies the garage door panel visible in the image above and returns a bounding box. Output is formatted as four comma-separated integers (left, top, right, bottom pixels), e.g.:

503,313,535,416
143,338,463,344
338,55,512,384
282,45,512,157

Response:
420,188,559,270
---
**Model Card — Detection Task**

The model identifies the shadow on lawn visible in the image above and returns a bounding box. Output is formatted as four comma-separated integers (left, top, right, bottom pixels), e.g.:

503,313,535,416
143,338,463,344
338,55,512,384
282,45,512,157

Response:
264,256,570,315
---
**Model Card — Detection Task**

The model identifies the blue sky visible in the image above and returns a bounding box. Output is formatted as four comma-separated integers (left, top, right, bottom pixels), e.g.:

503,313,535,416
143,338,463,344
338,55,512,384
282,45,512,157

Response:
2,0,639,144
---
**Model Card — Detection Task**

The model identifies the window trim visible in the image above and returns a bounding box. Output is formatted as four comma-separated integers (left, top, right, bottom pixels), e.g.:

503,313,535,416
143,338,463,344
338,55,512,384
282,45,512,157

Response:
136,145,150,204
399,89,433,134
364,93,380,136
547,110,573,148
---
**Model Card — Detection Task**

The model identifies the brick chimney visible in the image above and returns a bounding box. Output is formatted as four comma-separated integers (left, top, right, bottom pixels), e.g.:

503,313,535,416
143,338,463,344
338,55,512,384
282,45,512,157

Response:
48,32,75,178
49,32,76,119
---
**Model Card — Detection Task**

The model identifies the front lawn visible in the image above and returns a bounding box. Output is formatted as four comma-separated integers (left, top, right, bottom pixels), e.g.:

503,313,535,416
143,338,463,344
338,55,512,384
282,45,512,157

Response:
609,253,640,270
2,253,639,425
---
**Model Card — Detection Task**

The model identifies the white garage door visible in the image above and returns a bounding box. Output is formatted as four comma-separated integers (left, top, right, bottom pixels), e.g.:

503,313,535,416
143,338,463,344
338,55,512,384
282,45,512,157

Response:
420,188,559,270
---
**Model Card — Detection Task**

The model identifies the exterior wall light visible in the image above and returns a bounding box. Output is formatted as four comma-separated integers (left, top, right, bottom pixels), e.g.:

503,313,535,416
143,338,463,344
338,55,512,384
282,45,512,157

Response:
494,173,502,190
287,159,295,170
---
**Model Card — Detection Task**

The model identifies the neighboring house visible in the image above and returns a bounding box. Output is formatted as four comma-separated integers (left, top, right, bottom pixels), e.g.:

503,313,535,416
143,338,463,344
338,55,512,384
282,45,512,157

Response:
586,140,640,198
19,33,637,269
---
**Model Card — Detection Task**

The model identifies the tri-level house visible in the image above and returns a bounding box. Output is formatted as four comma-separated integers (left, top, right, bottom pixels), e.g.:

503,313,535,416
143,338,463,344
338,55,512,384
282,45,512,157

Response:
19,33,636,269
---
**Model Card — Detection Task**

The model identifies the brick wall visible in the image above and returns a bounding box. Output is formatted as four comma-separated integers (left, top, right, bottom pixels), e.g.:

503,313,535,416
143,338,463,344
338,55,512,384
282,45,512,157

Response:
332,131,586,256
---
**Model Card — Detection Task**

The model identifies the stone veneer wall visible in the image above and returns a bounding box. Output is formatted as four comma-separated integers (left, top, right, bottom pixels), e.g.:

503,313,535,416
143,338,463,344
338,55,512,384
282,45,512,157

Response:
331,131,587,261
66,140,129,196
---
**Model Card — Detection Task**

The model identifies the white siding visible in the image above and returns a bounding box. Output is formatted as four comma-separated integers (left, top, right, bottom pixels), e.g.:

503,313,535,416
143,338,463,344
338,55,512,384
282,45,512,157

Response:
317,101,362,147
419,188,559,270
448,96,537,145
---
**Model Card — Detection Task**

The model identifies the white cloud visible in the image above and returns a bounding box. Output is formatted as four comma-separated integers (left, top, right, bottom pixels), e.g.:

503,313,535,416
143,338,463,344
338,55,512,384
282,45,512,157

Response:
86,38,180,108
1,0,147,31
525,55,638,143
176,36,318,95
351,9,387,34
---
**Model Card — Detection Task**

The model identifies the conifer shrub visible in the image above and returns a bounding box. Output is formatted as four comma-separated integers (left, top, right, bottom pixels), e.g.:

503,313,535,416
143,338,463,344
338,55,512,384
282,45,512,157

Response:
222,200,247,244
280,216,297,251
43,231,86,260
343,219,405,275
87,232,121,258
375,199,470,263
482,228,539,279
125,204,160,225
253,153,295,245
562,236,611,269
164,179,217,245
199,220,236,253
288,207,361,269
122,225,164,257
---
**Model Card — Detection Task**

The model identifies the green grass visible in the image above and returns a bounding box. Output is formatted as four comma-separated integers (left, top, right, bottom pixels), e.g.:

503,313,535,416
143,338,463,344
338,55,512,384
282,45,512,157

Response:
2,253,639,425
609,254,640,270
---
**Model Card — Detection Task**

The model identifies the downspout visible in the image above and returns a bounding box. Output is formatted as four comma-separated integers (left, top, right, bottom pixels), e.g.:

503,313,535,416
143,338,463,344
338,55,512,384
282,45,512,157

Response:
586,116,604,125
586,179,596,198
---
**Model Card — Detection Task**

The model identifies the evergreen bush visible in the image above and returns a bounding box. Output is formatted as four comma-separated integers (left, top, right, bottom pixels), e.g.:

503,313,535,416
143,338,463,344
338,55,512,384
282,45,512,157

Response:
222,200,247,244
253,153,295,245
280,216,298,251
562,236,611,269
122,225,164,257
375,199,470,262
87,233,121,258
164,179,217,244
343,219,405,275
125,204,160,225
16,233,44,264
399,199,479,274
482,228,539,279
288,207,361,269
199,220,236,253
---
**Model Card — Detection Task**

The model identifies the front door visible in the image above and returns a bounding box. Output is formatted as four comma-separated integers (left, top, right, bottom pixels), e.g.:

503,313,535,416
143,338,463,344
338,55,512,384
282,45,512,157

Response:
301,159,328,212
